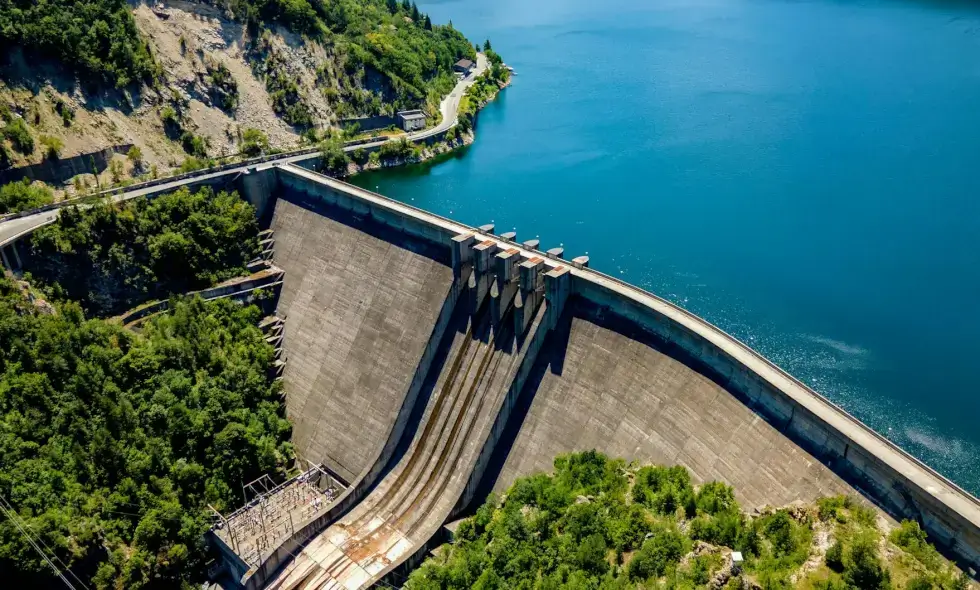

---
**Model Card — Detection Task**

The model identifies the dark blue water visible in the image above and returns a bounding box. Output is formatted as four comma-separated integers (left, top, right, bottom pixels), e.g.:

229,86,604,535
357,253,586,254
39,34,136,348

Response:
353,0,980,493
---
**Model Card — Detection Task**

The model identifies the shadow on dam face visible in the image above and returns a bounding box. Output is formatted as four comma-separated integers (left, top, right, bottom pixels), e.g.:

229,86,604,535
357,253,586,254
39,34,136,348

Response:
473,296,855,514
269,188,454,483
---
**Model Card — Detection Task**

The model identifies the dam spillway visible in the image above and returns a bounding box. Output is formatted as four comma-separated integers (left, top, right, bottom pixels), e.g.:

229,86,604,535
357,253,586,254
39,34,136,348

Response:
265,285,547,589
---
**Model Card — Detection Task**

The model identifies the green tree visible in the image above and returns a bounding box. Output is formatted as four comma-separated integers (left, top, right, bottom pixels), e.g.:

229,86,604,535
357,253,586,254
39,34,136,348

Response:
0,0,159,87
26,186,260,315
241,128,270,156
0,288,290,588
39,135,64,160
627,527,685,581
844,535,891,590
320,139,350,176
127,145,144,167
2,117,34,154
0,179,54,214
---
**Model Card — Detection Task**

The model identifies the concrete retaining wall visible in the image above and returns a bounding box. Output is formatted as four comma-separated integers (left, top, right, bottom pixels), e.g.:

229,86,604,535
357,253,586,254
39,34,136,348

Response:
339,115,398,132
115,268,283,326
0,144,133,186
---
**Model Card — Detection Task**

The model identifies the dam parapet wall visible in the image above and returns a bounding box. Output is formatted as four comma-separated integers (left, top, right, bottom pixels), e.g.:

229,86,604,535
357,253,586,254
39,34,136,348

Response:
269,162,980,571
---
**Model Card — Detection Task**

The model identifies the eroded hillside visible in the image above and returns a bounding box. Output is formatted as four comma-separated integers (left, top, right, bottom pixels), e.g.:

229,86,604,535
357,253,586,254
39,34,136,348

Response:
0,0,477,195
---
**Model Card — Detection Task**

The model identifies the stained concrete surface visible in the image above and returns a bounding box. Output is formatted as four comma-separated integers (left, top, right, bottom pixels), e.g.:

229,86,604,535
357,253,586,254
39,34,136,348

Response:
492,299,853,509
270,192,454,482
265,297,545,590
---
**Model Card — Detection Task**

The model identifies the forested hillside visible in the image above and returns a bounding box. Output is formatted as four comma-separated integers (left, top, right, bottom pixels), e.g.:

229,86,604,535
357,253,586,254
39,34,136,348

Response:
408,452,973,590
25,186,260,316
0,289,292,589
0,0,479,189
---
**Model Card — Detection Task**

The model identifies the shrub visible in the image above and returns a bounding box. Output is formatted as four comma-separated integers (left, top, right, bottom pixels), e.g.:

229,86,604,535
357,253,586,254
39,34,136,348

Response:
161,105,179,125
907,576,933,590
320,139,350,176
575,534,608,576
0,143,11,169
206,59,239,111
607,503,651,553
817,495,852,522
2,117,34,154
689,510,746,548
0,179,54,214
180,131,208,158
633,465,696,518
39,135,64,159
826,540,845,572
127,145,143,167
764,511,799,557
890,520,941,570
109,157,124,183
845,535,890,590
696,481,737,515
351,147,369,165
379,137,416,162
241,128,270,156
627,526,685,581
179,156,211,173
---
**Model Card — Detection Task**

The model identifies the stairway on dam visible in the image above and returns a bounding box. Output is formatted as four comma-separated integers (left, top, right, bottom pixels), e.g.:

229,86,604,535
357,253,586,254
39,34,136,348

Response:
264,276,546,590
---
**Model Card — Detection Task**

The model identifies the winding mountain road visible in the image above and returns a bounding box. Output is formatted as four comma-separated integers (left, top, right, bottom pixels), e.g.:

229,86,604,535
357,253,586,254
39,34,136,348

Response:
0,54,489,249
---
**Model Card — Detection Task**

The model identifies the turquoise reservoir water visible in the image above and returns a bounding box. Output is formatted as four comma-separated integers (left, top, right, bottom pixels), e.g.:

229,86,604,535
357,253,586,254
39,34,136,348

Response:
353,0,980,493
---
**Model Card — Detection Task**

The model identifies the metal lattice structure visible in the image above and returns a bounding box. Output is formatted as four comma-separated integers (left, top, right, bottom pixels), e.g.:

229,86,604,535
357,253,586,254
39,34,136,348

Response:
211,464,344,569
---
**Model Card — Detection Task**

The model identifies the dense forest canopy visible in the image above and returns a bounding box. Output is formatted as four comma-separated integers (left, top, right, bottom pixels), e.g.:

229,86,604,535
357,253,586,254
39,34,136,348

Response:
0,287,292,589
26,186,260,316
407,451,971,590
0,0,159,87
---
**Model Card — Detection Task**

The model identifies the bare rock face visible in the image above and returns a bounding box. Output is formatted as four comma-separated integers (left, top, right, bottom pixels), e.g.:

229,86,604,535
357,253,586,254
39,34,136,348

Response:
33,298,56,316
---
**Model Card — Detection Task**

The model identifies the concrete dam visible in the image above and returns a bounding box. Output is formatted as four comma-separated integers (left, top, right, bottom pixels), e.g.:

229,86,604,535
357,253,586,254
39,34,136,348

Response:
210,162,978,590
4,159,978,588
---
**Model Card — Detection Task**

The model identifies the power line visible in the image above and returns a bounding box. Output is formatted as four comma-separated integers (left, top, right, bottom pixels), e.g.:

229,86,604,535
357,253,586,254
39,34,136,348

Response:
1,496,93,590
0,493,79,590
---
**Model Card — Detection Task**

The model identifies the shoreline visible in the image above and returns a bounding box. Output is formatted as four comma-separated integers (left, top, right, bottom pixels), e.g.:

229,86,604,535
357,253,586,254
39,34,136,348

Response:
346,76,511,176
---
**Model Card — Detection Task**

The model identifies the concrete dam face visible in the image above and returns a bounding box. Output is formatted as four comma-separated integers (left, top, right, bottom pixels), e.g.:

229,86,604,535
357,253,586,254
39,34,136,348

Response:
220,163,979,589
270,193,454,484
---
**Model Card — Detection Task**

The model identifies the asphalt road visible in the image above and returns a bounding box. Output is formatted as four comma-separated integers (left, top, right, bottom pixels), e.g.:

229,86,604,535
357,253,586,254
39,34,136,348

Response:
0,54,489,248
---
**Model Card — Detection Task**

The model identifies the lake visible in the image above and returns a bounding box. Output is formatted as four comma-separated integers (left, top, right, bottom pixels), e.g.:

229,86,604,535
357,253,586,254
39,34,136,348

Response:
352,0,980,493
